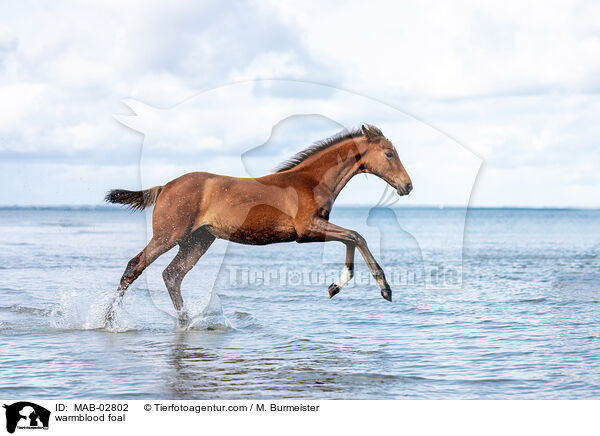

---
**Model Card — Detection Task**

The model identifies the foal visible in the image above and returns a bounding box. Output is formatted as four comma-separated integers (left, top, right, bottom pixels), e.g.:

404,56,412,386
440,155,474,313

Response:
105,124,412,325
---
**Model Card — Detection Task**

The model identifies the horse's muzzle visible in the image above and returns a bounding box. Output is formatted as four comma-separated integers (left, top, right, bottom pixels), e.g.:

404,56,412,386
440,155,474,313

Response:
397,182,413,196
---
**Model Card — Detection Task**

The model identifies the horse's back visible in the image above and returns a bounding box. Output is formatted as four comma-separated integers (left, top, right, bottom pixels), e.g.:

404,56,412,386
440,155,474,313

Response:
152,171,299,244
200,174,300,244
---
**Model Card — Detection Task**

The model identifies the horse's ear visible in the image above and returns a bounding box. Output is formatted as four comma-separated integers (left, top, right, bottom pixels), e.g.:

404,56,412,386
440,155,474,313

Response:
362,124,380,142
367,124,383,136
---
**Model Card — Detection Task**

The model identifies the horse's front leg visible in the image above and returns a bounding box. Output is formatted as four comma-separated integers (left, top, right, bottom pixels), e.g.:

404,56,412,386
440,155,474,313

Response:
299,219,393,302
328,243,355,298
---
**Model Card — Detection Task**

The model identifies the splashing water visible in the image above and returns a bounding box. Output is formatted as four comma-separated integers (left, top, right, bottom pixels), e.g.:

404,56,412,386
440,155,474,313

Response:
51,289,136,332
50,286,231,333
186,290,232,331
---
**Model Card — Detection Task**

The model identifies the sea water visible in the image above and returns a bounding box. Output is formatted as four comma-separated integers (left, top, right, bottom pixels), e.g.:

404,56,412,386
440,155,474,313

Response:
0,207,598,399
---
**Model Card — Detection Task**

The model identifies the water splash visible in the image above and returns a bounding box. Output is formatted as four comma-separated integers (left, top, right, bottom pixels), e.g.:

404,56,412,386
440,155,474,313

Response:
186,290,232,331
51,289,136,332
49,286,232,332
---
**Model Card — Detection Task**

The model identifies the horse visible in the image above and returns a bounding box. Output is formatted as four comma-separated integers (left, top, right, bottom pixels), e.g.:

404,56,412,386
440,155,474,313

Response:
104,124,412,326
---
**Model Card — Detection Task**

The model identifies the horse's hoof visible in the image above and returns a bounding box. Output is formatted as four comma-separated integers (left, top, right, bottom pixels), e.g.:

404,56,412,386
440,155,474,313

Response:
103,296,122,328
381,285,392,302
102,307,116,328
102,314,112,328
328,283,341,298
177,311,190,329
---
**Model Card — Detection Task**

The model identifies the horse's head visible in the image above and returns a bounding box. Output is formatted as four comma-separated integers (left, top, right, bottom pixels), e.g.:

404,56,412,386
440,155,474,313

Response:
358,124,413,196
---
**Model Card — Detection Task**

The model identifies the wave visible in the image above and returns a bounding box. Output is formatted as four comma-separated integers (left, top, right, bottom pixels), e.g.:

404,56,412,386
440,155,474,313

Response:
0,305,54,317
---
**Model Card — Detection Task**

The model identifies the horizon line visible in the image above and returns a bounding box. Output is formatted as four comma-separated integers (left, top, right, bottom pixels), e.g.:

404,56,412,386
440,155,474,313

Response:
1,204,599,211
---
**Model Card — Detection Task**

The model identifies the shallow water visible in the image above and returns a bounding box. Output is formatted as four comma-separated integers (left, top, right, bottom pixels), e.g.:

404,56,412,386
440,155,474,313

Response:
0,207,599,399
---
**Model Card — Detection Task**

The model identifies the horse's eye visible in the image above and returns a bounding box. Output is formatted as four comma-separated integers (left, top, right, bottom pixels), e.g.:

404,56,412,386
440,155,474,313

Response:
385,151,394,158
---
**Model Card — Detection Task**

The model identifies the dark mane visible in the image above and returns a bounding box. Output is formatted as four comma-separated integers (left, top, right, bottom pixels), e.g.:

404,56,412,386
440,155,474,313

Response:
274,128,365,173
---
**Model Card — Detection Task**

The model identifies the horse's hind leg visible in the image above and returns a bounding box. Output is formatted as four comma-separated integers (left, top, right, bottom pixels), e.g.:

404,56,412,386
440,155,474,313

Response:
118,237,175,296
104,237,175,325
162,229,215,326
328,243,355,298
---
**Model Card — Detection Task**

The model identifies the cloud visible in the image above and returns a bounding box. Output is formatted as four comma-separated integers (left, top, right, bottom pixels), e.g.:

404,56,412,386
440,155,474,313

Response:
268,0,600,99
0,0,327,159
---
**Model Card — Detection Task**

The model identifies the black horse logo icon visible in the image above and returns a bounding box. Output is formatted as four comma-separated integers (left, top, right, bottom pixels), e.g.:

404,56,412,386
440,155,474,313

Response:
3,402,50,434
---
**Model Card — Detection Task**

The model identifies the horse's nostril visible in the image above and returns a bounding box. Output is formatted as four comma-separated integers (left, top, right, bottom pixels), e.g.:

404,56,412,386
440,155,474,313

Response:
406,182,412,193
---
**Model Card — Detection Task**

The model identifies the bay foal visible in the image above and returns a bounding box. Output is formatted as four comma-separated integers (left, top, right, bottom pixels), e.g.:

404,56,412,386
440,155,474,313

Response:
105,124,412,325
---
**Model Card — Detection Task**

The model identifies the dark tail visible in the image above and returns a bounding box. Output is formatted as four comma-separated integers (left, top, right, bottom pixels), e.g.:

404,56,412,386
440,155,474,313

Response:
104,186,163,211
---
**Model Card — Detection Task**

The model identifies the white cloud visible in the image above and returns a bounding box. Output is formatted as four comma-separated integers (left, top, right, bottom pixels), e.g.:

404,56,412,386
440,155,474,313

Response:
0,82,45,128
267,0,600,99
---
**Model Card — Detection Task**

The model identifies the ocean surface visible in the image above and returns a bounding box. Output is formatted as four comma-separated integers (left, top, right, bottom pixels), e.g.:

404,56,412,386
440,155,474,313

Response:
0,206,598,399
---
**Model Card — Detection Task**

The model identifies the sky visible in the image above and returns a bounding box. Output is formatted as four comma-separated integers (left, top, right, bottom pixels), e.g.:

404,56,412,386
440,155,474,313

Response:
0,0,598,207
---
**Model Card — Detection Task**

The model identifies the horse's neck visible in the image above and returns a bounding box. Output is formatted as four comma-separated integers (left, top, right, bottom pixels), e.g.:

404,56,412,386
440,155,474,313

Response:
293,140,363,202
